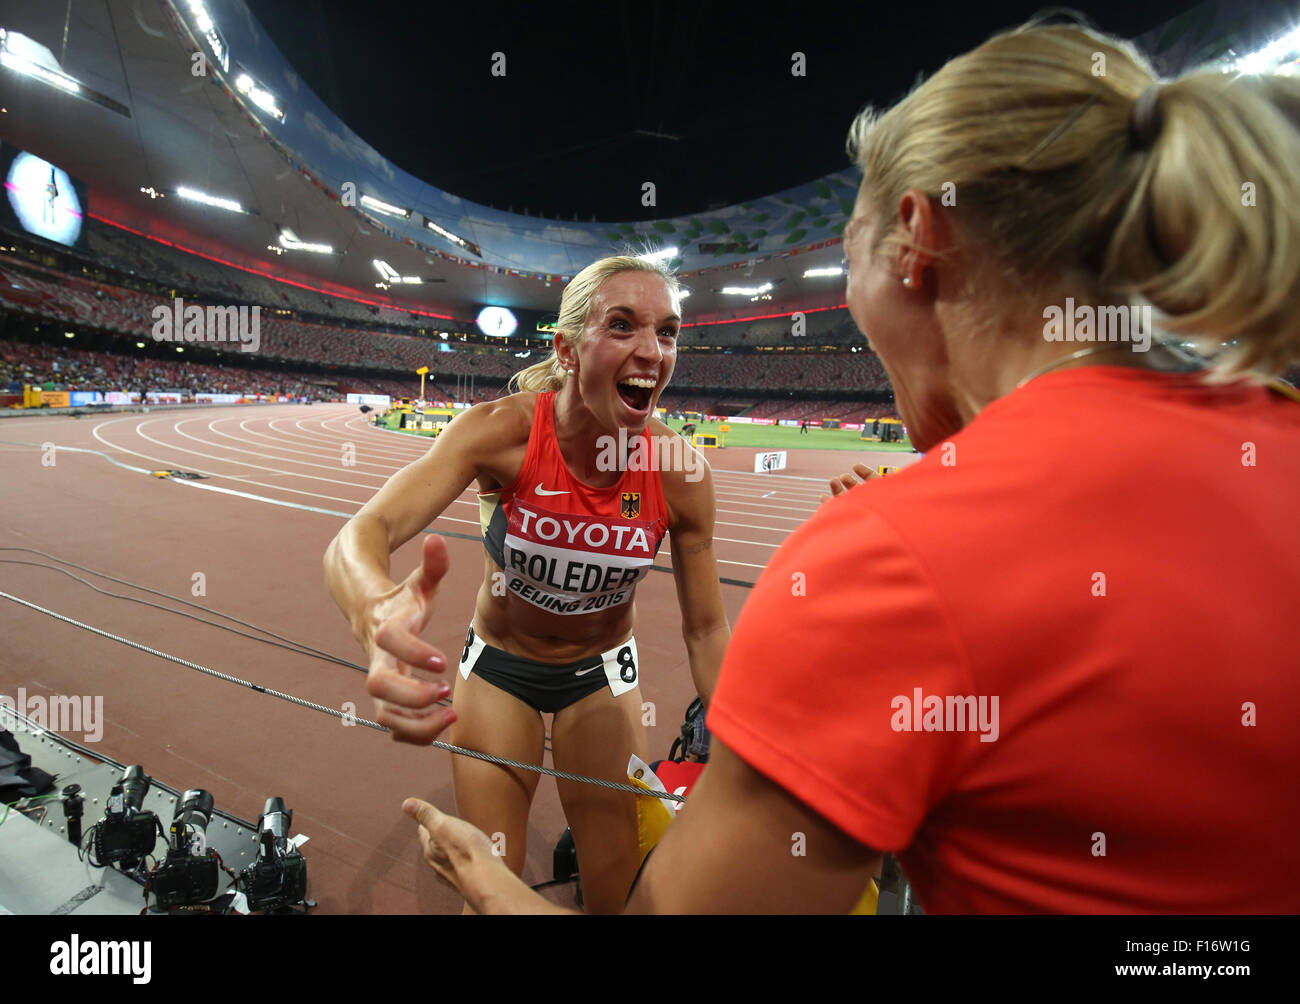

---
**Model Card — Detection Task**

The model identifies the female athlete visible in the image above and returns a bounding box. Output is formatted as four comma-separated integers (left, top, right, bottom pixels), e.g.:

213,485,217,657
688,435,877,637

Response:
324,255,729,912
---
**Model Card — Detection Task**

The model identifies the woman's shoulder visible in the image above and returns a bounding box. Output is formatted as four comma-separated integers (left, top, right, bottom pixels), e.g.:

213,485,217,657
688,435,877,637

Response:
645,417,711,522
459,392,537,444
442,394,538,490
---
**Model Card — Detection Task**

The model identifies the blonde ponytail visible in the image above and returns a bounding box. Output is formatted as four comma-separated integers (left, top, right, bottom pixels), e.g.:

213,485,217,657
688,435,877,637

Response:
509,354,567,394
846,21,1300,379
1106,71,1300,378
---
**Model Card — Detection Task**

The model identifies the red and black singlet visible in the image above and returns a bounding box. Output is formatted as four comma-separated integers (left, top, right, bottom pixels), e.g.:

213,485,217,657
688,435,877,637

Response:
478,392,670,616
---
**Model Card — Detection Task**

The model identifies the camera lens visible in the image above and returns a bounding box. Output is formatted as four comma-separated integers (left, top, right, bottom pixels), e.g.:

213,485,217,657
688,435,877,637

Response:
260,796,291,842
174,789,214,853
120,765,151,814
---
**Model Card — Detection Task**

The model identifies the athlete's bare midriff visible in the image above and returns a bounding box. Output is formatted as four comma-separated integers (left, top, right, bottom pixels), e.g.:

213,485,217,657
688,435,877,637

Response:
471,557,636,662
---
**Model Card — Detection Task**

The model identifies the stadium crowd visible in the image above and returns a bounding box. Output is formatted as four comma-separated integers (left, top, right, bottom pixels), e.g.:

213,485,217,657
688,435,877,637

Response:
3,338,331,400
8,224,1296,407
2,223,912,422
1,337,902,421
0,264,895,393
86,223,438,332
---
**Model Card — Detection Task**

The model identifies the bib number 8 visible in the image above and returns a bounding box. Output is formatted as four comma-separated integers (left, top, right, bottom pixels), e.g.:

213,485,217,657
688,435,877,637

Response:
617,645,637,684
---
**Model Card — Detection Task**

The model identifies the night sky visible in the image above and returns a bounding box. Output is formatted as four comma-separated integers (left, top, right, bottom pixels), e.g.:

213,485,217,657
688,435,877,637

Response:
248,0,1202,221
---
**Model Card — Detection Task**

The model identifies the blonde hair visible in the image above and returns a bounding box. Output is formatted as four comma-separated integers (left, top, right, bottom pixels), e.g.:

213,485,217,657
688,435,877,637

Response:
509,255,683,393
846,21,1300,379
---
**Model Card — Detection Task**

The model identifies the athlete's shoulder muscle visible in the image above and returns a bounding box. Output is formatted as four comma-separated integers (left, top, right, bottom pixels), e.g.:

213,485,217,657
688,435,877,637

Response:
448,393,535,486
648,418,713,529
352,396,533,550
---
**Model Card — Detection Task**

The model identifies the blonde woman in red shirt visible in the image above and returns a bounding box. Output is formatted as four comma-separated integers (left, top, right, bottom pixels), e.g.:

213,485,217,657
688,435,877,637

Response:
324,256,729,913
404,18,1300,913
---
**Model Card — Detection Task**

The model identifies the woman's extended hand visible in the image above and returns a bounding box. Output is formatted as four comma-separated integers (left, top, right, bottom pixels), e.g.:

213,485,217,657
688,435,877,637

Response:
363,535,457,744
820,463,877,504
403,798,498,902
403,798,570,914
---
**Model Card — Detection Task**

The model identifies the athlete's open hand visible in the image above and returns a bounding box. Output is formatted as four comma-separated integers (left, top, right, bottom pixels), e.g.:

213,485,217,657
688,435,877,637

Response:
364,535,457,744
403,798,570,914
820,463,876,504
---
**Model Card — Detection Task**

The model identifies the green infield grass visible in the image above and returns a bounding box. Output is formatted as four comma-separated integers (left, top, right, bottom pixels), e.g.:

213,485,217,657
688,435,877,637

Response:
667,418,914,452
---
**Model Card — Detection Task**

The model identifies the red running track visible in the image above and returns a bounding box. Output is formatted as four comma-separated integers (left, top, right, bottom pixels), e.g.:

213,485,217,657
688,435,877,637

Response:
0,404,917,913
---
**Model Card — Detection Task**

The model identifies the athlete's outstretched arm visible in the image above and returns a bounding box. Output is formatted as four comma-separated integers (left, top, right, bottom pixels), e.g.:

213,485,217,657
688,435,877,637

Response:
323,400,525,743
664,454,730,706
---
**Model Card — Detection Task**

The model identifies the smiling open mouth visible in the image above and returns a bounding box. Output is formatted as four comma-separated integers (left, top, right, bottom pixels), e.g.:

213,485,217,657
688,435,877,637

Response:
617,380,653,412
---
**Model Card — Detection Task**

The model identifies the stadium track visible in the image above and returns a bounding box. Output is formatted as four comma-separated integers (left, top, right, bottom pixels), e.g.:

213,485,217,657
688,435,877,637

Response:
0,404,918,913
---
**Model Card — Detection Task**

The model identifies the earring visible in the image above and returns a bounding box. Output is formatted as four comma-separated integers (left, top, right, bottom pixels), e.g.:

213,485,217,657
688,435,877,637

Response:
902,276,913,288
566,368,575,376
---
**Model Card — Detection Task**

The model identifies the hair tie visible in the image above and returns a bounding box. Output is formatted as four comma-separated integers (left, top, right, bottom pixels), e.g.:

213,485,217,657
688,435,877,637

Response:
1131,83,1163,148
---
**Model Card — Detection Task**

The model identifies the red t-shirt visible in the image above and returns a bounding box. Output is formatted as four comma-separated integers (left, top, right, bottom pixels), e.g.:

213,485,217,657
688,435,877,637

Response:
709,367,1300,913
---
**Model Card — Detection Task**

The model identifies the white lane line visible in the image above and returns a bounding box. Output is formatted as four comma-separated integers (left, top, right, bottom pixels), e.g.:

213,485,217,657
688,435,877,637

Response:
90,414,798,564
281,415,423,460
712,494,819,514
290,413,431,462
713,470,828,487
329,412,428,450
339,412,425,445
166,417,394,478
187,419,488,515
223,414,420,469
713,535,779,549
236,415,362,453
91,415,225,478
159,477,365,521
221,417,408,469
716,483,820,499
89,417,391,511
713,518,795,534
711,468,828,482
165,429,482,516
129,418,388,490
163,421,800,545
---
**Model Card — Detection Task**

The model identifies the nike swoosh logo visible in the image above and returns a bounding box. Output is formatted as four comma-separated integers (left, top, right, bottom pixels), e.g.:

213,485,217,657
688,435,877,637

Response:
535,483,570,496
574,666,598,676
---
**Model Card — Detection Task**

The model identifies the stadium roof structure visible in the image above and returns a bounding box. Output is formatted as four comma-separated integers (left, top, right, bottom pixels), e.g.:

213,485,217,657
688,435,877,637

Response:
0,0,1287,328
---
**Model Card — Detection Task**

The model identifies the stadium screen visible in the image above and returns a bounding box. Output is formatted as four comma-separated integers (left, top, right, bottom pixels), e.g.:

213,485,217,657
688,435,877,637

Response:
0,143,89,251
